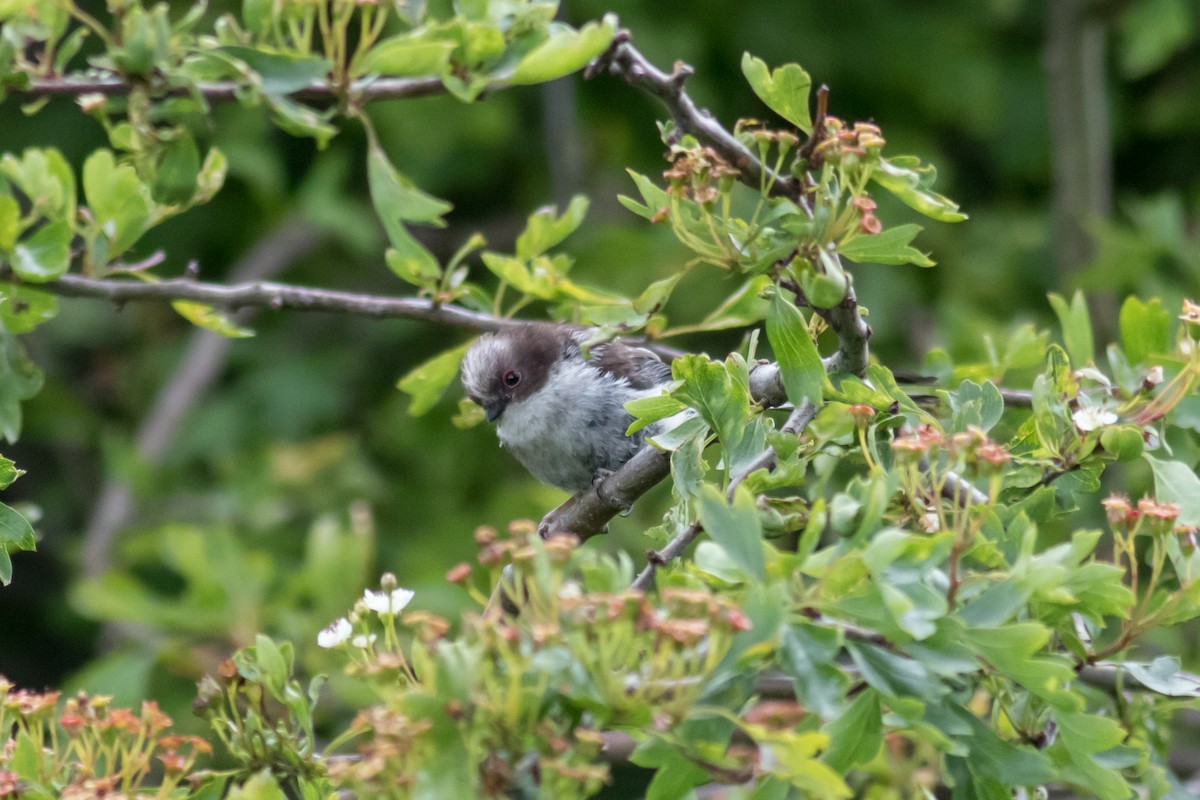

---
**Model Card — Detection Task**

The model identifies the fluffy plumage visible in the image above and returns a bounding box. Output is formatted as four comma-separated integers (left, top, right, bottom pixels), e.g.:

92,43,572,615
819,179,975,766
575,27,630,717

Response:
460,323,673,492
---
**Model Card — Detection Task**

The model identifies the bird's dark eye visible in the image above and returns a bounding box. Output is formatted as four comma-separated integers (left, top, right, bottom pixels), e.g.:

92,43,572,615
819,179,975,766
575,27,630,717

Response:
503,370,521,388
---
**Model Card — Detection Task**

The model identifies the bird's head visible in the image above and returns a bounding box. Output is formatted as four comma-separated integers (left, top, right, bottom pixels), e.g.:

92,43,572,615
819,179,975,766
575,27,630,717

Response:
460,325,567,422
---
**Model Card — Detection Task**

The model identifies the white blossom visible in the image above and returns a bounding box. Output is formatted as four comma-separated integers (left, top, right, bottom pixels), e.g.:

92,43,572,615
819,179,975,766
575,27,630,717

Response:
363,587,415,615
317,617,352,648
1072,406,1118,432
351,633,377,649
920,512,940,533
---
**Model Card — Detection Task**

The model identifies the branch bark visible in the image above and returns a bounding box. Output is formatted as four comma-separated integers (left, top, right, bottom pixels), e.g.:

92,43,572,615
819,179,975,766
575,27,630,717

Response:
19,74,450,103
0,267,518,332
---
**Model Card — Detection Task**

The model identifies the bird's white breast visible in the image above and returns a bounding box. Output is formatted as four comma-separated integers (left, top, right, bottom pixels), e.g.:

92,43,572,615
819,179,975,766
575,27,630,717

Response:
496,359,657,492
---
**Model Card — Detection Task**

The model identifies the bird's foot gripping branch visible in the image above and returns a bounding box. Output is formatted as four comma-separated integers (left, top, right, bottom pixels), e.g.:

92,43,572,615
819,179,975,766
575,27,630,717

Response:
2,1,1200,798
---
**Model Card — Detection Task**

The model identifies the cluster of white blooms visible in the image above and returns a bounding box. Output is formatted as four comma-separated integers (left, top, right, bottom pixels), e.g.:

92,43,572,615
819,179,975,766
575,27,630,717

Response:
317,577,415,649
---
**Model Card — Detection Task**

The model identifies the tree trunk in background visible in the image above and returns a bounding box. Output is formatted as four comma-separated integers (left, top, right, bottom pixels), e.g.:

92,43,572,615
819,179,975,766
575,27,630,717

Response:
1045,0,1115,335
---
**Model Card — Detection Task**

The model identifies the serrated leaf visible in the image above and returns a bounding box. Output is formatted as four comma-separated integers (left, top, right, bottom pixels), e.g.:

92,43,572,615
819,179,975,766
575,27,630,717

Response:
839,223,934,267
83,149,151,259
515,195,588,259
767,291,823,407
741,53,813,133
397,342,470,416
696,483,764,579
508,16,616,85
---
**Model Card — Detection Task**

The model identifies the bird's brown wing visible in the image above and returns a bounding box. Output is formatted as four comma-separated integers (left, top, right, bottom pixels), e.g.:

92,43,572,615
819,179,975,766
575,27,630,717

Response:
592,340,673,389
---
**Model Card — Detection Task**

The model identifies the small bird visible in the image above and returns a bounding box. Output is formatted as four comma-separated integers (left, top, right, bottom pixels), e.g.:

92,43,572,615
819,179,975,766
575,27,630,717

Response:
460,323,674,494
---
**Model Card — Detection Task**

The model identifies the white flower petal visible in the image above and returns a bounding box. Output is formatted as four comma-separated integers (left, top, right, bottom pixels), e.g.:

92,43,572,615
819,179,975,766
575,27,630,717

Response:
363,589,391,614
389,588,415,613
1072,406,1118,432
351,633,377,649
317,617,352,648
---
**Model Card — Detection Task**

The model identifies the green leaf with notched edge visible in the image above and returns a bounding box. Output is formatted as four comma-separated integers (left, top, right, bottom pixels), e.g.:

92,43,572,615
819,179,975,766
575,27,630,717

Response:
367,135,448,287
0,456,20,489
0,285,58,334
83,149,152,259
870,156,967,223
1144,454,1200,526
0,501,35,585
397,342,470,416
508,15,616,85
10,220,70,281
767,291,823,407
740,53,812,133
664,275,772,335
515,195,588,259
696,483,764,580
839,223,934,267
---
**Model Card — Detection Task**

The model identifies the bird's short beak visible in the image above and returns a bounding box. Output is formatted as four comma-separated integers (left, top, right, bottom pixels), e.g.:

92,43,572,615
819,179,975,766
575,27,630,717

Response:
485,400,506,422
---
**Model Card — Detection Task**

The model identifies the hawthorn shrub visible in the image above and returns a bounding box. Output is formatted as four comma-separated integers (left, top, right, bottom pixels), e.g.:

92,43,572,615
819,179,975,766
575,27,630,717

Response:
1,1,1199,798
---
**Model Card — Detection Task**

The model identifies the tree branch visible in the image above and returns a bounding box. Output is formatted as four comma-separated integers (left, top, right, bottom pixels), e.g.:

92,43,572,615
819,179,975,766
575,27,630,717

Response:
589,33,872,380
18,74,451,104
0,266,516,332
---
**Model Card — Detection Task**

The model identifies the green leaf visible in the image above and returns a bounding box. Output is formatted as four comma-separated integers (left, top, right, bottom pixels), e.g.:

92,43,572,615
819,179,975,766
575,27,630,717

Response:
515,195,588,259
397,342,470,416
10,220,70,281
1122,657,1200,697
361,36,456,76
740,53,813,133
953,707,1054,784
696,483,764,580
0,456,19,489
839,224,934,267
0,285,59,333
0,501,36,586
153,134,201,205
1144,455,1200,526
171,301,255,338
779,622,846,718
508,16,617,85
254,634,288,695
367,136,448,287
0,329,43,443
871,156,967,223
766,291,823,407
632,737,710,800
1048,290,1095,366
846,641,946,705
221,46,331,95
264,95,338,148
225,770,288,800
626,393,687,435
82,149,152,259
0,148,76,221
0,194,19,251
822,689,882,771
1118,296,1170,365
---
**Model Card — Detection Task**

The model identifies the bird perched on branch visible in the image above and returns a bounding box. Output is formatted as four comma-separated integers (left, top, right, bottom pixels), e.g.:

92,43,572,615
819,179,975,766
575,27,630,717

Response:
460,323,674,494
